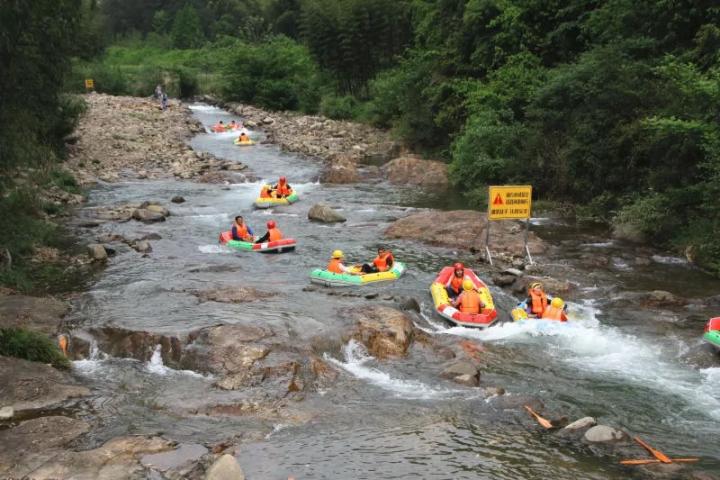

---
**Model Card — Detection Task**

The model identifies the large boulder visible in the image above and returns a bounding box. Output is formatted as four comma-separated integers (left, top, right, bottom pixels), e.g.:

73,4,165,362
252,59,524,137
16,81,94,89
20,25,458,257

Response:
87,243,108,261
642,290,687,307
583,425,629,443
307,203,347,223
132,208,166,223
385,210,546,255
0,294,68,335
347,306,415,359
205,454,245,480
320,160,359,184
0,357,90,412
382,155,449,188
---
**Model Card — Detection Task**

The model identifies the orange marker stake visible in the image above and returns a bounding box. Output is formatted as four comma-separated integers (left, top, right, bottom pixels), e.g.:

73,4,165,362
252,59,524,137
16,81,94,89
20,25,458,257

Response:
634,437,672,464
58,334,68,357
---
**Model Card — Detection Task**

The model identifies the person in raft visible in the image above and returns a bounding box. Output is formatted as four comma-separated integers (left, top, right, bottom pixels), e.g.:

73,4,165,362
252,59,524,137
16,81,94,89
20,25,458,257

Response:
259,184,275,199
523,282,559,317
238,132,251,143
360,246,394,273
326,250,359,275
213,120,225,133
273,176,292,198
232,215,254,242
228,120,240,130
452,279,485,314
445,262,466,300
541,297,568,322
255,220,282,243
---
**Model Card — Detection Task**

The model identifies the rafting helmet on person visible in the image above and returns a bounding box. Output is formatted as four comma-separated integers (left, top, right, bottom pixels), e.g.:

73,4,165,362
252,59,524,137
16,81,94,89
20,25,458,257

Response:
462,279,474,291
551,297,564,308
332,249,344,259
267,220,276,229
453,262,464,275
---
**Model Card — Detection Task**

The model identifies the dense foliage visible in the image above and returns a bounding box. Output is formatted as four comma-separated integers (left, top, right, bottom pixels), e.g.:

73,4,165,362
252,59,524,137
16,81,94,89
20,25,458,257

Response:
0,328,71,369
3,0,718,273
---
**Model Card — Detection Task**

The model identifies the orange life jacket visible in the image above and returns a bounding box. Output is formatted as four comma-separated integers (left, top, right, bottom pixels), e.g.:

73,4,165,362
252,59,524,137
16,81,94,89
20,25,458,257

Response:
457,291,481,314
541,306,567,322
260,188,272,199
234,223,251,241
268,227,282,242
327,258,344,274
449,275,464,294
530,290,548,316
276,182,291,196
372,252,393,272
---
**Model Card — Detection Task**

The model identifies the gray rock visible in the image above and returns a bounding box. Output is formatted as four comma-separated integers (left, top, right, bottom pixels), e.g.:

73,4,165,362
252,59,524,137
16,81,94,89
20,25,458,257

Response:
503,268,524,277
307,203,347,223
397,296,420,313
0,406,14,419
440,361,480,387
261,116,275,125
492,274,516,287
132,208,166,223
564,416,596,431
171,196,185,203
583,425,627,443
145,204,170,217
132,240,152,253
87,243,107,261
206,454,245,480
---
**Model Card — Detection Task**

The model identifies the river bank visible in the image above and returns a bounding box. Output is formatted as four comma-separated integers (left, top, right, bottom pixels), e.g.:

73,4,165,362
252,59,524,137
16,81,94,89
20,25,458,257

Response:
2,96,719,479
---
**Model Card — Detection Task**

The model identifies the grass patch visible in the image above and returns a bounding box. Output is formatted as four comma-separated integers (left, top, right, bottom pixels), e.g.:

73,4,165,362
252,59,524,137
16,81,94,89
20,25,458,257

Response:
0,327,70,369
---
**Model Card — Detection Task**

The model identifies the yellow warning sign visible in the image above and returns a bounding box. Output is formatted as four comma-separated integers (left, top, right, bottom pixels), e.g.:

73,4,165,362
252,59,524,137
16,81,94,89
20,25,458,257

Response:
84,79,94,89
488,185,532,220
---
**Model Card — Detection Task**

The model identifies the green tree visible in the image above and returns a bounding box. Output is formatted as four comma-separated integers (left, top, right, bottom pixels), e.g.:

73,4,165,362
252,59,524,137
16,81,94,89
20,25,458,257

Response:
171,3,205,49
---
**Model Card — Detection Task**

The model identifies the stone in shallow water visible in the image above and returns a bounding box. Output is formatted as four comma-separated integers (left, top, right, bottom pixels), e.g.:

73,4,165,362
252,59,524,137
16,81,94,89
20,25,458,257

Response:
564,416,596,431
583,425,627,443
206,454,245,480
141,443,208,472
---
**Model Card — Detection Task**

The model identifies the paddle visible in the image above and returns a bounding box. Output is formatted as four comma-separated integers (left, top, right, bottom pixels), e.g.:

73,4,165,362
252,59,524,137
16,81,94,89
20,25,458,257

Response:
634,436,672,464
524,405,553,429
620,458,699,466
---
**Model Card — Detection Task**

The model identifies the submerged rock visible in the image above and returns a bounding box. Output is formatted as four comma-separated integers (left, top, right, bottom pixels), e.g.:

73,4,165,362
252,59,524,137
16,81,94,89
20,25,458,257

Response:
564,417,597,431
171,195,186,203
307,203,347,223
206,454,245,480
132,208,166,223
132,240,153,253
194,286,274,304
440,361,481,387
347,306,415,359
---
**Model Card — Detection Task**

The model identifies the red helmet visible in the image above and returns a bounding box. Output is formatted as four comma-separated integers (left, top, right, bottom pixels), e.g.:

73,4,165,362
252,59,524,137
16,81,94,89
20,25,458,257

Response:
279,176,286,183
453,262,464,270
267,220,276,229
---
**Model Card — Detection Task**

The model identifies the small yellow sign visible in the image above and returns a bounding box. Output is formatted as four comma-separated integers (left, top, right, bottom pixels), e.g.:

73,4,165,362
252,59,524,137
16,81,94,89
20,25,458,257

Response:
488,185,532,220
84,79,94,89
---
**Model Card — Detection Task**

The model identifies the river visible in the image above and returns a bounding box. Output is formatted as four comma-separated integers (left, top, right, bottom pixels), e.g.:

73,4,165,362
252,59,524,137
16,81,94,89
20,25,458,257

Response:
67,103,720,479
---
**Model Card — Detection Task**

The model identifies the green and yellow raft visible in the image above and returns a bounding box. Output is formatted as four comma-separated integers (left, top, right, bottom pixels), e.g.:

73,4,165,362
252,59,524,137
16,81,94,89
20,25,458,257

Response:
254,191,299,209
310,262,406,287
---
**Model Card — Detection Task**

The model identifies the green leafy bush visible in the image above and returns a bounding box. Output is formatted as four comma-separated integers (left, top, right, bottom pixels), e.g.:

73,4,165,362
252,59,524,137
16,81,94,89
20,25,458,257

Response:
319,94,358,120
0,328,70,369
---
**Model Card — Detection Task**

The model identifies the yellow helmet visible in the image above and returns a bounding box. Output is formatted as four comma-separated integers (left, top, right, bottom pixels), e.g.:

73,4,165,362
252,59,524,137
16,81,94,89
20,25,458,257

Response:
462,279,474,291
332,249,344,259
551,297,564,308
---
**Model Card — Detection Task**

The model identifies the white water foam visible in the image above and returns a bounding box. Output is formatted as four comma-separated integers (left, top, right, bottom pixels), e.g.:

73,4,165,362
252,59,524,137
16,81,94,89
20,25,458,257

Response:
430,301,720,421
146,344,206,378
652,254,688,265
188,104,219,112
580,241,614,248
73,341,107,374
198,244,229,254
325,340,465,400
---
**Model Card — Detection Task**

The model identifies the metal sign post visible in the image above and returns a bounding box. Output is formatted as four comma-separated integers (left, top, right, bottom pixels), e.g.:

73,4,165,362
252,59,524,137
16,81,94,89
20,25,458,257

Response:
486,185,533,264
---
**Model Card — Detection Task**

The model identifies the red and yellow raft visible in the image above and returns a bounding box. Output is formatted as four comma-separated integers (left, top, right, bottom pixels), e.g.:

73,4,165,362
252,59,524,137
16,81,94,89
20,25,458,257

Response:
430,266,498,328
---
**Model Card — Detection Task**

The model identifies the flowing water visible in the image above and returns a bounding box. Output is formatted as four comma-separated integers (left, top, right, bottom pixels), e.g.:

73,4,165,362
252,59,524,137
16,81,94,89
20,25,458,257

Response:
67,104,720,478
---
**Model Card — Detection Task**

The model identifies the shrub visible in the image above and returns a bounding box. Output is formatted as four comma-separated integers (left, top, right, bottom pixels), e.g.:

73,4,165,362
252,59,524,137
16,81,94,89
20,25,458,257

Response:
0,327,70,369
319,94,358,119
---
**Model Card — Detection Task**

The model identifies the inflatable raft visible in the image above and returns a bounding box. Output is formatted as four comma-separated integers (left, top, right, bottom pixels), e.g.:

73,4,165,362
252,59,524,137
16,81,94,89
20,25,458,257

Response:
510,298,567,321
218,231,296,253
430,267,497,328
234,138,255,146
704,317,720,351
254,191,299,209
310,261,405,287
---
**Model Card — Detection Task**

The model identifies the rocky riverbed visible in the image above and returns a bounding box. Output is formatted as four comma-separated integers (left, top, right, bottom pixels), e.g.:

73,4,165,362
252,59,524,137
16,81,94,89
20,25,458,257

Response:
2,96,719,480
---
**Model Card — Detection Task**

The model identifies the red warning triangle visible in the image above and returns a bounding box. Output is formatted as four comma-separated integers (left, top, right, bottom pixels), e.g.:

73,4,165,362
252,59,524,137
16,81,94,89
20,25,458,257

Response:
493,193,504,205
